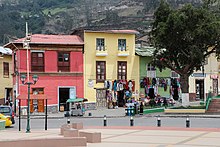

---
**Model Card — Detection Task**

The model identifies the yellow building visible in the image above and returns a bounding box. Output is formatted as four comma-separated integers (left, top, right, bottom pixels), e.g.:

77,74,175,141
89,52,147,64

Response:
0,47,13,105
84,30,139,108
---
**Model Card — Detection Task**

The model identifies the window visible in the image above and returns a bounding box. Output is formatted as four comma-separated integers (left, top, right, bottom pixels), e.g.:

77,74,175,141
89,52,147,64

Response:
3,62,9,78
118,39,126,51
96,38,105,51
31,52,44,72
118,61,127,80
58,52,70,72
32,88,44,94
96,61,106,82
171,71,179,78
147,64,156,71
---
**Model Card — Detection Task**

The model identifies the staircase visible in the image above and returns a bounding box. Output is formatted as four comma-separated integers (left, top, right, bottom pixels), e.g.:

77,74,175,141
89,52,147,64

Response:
206,99,220,113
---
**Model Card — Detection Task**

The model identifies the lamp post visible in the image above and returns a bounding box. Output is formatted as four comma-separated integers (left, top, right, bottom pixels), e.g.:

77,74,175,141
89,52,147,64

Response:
20,74,38,133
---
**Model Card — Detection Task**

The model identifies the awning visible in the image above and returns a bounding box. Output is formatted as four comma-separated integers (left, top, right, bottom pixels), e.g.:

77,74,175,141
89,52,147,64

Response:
66,98,84,103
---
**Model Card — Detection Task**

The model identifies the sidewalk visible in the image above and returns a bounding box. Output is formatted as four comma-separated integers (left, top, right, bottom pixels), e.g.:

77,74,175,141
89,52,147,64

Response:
1,126,220,147
19,107,220,119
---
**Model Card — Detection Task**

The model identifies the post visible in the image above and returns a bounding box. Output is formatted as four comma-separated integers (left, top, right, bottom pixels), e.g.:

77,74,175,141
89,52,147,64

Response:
157,115,161,127
26,83,31,133
19,99,21,131
45,99,48,130
103,115,107,126
186,115,190,128
67,117,70,124
130,116,134,126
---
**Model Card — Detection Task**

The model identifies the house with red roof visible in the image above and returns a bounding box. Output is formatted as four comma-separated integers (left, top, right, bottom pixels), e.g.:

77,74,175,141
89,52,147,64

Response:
5,34,84,112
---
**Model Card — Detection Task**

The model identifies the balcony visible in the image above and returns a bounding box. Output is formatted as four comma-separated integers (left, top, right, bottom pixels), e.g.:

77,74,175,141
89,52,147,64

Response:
96,46,108,56
117,47,129,57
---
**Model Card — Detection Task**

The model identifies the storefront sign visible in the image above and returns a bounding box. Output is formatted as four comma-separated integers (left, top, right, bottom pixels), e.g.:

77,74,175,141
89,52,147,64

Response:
69,87,76,99
210,75,218,79
191,73,206,77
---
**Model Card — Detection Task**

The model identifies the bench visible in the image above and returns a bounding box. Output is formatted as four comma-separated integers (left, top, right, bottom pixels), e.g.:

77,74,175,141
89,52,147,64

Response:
72,122,83,130
60,124,71,135
63,128,79,137
0,137,87,147
79,131,101,143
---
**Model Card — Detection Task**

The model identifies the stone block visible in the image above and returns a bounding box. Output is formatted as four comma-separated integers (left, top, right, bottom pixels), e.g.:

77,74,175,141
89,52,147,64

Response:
79,131,101,143
72,122,83,130
63,128,79,137
60,124,71,135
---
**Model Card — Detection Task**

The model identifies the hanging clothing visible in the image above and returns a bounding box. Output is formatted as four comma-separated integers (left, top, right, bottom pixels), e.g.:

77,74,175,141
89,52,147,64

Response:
113,80,117,91
128,80,133,91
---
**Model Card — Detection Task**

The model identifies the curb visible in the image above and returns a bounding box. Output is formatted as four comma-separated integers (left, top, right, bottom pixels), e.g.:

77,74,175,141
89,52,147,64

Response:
16,114,220,119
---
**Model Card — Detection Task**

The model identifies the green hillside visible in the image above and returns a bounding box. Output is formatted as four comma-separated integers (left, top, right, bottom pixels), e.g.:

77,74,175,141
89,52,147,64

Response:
0,0,205,45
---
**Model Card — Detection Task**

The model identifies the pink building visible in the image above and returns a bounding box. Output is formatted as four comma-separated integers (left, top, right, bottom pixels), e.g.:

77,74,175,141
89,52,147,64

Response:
5,34,84,112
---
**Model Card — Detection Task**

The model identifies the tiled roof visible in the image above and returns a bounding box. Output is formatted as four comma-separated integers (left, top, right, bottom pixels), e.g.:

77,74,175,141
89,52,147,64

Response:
85,30,139,35
14,34,84,45
135,46,156,56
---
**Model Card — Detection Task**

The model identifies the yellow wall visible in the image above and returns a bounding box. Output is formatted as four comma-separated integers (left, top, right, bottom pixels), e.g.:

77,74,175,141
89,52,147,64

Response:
0,55,13,101
84,31,139,102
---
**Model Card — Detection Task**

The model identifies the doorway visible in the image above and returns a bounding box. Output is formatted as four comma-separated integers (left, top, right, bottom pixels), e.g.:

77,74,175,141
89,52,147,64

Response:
195,79,204,100
213,79,218,96
59,88,69,111
5,88,12,105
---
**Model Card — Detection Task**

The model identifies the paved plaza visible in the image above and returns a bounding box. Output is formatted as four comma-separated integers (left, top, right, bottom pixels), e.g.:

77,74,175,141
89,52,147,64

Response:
1,126,220,147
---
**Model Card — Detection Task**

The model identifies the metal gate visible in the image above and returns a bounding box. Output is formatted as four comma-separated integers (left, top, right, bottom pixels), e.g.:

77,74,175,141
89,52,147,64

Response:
96,89,107,107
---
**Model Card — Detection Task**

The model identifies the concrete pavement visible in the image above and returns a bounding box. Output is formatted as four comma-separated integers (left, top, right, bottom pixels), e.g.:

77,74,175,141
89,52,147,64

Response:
1,126,220,147
25,107,220,119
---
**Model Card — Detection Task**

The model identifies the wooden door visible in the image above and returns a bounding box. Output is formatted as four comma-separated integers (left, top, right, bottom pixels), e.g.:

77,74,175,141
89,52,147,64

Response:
38,99,44,112
30,99,34,113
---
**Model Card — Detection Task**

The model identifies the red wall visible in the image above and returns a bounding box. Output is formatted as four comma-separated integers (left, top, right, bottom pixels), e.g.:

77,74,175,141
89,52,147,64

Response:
16,49,84,107
19,76,83,106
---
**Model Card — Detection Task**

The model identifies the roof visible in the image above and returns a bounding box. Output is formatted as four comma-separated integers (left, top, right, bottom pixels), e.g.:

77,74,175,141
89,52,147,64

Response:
0,46,12,55
135,46,156,56
13,34,84,45
84,30,139,35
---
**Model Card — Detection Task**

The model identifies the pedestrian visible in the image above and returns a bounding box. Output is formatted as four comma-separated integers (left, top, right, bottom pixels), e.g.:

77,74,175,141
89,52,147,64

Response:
140,102,143,115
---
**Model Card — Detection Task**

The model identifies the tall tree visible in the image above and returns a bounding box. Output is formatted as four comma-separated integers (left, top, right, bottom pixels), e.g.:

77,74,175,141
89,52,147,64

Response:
150,0,220,105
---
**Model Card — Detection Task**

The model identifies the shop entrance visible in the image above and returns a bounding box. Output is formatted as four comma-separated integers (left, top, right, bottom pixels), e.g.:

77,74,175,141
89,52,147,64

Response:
195,79,204,100
213,79,218,96
5,88,12,105
59,88,69,111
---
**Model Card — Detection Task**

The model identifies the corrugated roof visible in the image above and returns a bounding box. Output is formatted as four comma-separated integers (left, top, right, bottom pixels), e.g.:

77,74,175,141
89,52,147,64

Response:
0,46,12,55
14,34,84,45
85,30,139,35
135,46,155,56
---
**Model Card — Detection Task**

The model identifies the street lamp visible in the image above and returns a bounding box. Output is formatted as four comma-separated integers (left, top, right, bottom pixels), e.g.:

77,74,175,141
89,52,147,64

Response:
20,74,38,133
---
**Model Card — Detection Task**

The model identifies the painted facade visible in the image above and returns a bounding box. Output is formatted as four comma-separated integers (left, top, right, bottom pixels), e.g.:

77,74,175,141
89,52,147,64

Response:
0,48,13,105
83,30,139,108
136,47,171,98
5,34,84,112
189,52,220,101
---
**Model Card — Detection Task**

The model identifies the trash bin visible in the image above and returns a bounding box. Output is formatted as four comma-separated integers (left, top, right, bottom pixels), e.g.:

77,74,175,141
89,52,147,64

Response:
125,107,135,116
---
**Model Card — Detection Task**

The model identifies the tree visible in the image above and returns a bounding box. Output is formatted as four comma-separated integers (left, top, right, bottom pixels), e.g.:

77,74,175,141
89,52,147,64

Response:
150,0,220,105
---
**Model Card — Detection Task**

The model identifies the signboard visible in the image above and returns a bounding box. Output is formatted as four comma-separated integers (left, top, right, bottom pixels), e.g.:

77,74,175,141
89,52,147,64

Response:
210,75,218,79
191,73,206,77
69,87,76,99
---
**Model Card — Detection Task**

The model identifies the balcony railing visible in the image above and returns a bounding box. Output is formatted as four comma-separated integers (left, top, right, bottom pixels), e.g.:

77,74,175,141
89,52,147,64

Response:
96,46,108,56
118,46,129,56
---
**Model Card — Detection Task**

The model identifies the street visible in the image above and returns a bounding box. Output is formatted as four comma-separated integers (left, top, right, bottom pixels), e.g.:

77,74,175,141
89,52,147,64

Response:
8,116,220,131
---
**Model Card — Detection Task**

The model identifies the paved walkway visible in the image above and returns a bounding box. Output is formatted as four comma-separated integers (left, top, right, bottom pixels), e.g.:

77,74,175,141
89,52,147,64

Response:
1,126,220,147
27,107,220,119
